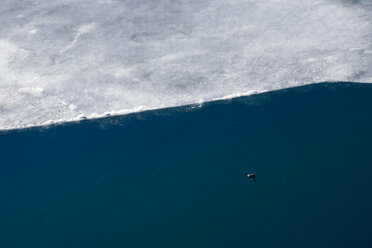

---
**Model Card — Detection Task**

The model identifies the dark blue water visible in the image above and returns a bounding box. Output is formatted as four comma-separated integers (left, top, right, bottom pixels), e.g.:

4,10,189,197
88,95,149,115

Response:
1,83,372,248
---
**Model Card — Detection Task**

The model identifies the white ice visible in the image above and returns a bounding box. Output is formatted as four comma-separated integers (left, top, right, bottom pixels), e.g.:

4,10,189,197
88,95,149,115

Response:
0,0,371,130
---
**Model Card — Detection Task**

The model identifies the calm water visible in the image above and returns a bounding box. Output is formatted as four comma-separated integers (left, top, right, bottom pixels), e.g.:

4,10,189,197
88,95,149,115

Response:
1,83,372,247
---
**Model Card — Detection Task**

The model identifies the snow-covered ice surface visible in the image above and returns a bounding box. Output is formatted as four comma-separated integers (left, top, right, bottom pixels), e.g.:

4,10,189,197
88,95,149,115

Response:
0,0,371,130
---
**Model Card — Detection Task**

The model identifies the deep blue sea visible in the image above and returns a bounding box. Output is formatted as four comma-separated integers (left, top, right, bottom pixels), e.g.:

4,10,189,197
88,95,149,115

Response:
1,83,372,248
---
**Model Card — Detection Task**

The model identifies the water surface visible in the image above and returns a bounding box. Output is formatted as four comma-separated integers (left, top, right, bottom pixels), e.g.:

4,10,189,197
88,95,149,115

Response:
0,83,372,247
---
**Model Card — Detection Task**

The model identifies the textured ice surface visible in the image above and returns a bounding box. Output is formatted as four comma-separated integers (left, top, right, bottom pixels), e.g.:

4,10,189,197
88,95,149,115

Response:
0,0,371,130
